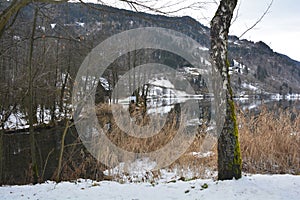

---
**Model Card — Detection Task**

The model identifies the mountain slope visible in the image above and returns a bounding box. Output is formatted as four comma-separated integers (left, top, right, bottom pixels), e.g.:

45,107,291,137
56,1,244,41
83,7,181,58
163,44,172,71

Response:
53,2,300,94
1,2,300,95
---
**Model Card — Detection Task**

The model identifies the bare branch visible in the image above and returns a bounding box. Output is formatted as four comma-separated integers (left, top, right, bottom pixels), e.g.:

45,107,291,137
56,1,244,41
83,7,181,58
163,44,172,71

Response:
118,0,217,15
231,0,241,25
0,0,68,37
128,2,139,12
238,0,273,39
118,0,168,15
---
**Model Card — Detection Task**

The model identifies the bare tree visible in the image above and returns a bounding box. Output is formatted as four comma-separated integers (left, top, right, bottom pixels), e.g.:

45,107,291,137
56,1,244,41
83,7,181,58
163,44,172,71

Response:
28,7,39,184
210,0,242,180
0,128,3,182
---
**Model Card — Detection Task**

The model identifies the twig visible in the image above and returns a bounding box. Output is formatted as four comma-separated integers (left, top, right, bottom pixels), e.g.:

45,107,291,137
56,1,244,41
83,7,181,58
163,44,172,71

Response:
41,148,54,181
238,0,273,39
56,120,73,182
118,0,168,14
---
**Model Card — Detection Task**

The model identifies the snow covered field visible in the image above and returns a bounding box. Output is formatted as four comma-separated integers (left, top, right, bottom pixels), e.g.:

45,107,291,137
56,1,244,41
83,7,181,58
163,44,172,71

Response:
1,174,299,200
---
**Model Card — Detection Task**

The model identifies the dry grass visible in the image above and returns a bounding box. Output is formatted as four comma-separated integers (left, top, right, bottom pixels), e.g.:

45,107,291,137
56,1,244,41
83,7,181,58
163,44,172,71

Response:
96,103,183,153
5,102,298,185
69,102,300,182
238,106,300,175
95,103,218,180
52,136,106,182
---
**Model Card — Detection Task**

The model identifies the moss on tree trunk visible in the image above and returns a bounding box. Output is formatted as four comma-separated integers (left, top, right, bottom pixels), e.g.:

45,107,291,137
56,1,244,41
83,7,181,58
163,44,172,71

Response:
210,0,242,180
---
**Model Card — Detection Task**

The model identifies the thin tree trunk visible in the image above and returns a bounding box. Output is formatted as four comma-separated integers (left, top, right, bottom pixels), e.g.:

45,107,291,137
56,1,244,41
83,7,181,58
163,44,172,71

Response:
59,55,70,118
0,129,3,183
56,120,69,182
51,37,59,123
28,7,39,184
128,52,132,98
210,0,242,180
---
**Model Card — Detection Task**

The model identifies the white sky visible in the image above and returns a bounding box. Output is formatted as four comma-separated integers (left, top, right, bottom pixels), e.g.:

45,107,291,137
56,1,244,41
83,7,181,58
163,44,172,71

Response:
230,0,300,62
72,0,300,61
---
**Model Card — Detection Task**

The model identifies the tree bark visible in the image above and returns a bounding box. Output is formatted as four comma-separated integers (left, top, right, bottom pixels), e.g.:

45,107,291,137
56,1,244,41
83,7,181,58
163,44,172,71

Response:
56,120,70,182
0,129,3,183
210,0,242,180
28,7,39,184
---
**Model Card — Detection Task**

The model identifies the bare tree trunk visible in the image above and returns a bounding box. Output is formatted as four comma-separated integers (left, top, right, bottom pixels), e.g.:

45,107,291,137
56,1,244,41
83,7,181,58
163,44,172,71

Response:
28,7,39,184
59,54,70,118
128,52,132,98
0,129,3,183
56,120,70,182
210,0,242,180
51,37,59,123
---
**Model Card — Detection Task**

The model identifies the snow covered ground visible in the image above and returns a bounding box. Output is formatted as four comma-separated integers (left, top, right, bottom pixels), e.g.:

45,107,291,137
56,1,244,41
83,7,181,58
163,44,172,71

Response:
1,174,299,200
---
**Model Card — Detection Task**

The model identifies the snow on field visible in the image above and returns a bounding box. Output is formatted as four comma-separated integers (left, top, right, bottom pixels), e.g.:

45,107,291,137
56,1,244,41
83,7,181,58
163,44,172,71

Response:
149,78,176,89
1,174,299,200
242,83,258,91
0,111,28,130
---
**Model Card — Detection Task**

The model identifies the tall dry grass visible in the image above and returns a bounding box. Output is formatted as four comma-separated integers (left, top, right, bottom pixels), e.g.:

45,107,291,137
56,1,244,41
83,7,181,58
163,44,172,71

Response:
95,103,218,180
96,103,180,153
238,106,300,175
89,103,300,182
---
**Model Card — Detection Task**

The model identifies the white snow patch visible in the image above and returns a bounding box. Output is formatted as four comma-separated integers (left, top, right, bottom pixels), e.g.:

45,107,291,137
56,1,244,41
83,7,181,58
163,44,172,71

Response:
1,174,299,200
0,111,28,130
286,93,300,100
190,151,214,158
242,83,258,91
38,26,46,32
13,35,21,40
147,105,173,115
198,46,209,51
75,22,85,27
271,93,283,100
104,158,158,183
183,67,207,76
204,60,211,66
99,77,110,90
234,41,240,45
50,23,56,29
36,106,52,124
149,78,175,89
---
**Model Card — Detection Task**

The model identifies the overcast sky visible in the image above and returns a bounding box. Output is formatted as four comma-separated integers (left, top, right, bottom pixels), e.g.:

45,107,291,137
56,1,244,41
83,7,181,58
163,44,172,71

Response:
230,0,300,62
73,0,300,61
